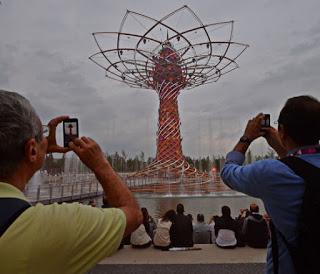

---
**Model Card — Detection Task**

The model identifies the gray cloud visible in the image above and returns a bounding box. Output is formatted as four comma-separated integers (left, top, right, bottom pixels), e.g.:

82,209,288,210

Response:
1,0,320,158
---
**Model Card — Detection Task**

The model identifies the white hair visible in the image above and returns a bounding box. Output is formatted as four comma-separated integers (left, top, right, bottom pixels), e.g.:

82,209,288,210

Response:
0,90,42,178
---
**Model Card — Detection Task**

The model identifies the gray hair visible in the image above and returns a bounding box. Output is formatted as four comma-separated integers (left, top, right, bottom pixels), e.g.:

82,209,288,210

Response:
0,90,42,178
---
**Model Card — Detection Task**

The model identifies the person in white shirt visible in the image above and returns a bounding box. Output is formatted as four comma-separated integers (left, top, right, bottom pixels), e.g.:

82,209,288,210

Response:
153,209,176,250
130,223,152,248
214,206,238,248
131,208,152,248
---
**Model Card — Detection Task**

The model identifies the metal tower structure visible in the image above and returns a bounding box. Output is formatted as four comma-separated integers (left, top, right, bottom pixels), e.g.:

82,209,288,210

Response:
90,5,248,181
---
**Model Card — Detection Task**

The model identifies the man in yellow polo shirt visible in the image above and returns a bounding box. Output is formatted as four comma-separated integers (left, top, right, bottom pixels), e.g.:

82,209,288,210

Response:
0,90,143,274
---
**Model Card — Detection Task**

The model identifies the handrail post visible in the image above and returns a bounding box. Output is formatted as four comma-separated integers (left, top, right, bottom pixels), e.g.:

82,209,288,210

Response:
61,185,64,202
80,183,83,199
71,184,74,199
49,185,53,203
37,186,41,202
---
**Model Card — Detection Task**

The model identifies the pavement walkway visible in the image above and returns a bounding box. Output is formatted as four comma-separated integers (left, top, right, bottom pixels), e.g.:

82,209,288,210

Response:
90,244,267,274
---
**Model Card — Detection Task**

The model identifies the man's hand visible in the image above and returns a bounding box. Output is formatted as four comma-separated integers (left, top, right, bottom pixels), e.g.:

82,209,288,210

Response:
46,116,71,154
69,137,110,174
243,113,265,142
232,113,265,154
262,127,287,158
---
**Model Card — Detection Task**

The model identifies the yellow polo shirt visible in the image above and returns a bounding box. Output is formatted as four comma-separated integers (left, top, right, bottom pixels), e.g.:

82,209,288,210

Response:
0,182,126,274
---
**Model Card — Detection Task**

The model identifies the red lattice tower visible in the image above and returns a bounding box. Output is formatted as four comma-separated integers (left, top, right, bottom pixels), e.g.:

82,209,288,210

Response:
90,5,248,181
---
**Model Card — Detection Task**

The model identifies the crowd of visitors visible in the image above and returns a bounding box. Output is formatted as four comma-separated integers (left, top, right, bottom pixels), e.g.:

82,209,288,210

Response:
1,89,319,274
120,202,269,250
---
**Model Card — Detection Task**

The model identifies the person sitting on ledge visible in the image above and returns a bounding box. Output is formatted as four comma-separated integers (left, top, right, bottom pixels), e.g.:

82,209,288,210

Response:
170,203,193,247
0,90,142,274
242,203,269,248
130,208,152,248
141,207,157,239
221,95,320,274
193,213,211,244
214,206,238,248
153,209,176,250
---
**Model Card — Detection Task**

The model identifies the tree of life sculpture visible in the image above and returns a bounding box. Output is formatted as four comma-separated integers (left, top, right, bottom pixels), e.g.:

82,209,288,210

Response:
90,5,248,186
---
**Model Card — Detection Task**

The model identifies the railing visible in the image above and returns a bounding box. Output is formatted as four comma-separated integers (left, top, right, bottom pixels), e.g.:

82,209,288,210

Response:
25,180,104,205
122,172,229,195
24,172,227,204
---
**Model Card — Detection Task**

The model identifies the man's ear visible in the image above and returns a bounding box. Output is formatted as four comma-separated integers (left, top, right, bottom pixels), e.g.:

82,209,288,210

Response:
278,124,294,149
278,124,285,141
24,138,38,163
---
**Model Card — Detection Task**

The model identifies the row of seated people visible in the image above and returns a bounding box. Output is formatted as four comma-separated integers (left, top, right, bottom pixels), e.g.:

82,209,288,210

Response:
123,203,269,250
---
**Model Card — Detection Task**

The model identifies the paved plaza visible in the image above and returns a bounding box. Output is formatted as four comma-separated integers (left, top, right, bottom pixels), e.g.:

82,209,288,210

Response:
91,244,267,274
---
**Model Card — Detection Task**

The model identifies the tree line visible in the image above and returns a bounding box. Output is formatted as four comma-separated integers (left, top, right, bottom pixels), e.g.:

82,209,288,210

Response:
42,149,276,175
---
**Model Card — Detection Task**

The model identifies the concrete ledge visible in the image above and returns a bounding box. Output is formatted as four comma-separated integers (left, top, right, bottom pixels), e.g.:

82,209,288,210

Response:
91,263,265,274
90,244,266,274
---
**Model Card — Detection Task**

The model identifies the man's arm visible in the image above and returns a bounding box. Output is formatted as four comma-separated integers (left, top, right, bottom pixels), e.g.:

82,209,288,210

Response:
231,114,287,157
94,161,142,237
221,114,270,197
232,113,265,155
69,137,142,236
221,110,292,200
263,127,287,158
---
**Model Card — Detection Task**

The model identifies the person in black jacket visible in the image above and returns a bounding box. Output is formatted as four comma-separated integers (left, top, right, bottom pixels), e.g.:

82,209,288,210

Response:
242,203,269,248
170,203,193,247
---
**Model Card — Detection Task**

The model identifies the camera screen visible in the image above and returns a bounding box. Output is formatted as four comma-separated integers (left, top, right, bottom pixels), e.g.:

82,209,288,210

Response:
261,115,270,127
64,122,78,136
63,120,79,147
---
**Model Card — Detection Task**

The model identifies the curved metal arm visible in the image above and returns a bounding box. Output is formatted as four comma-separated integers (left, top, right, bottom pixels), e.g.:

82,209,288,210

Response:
90,6,248,90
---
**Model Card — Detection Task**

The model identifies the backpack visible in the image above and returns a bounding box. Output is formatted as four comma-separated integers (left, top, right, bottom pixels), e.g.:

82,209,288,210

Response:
271,156,320,274
245,215,269,248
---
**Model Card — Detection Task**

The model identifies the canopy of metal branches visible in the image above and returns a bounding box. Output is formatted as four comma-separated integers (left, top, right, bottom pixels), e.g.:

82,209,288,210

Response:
89,6,248,193
89,5,249,91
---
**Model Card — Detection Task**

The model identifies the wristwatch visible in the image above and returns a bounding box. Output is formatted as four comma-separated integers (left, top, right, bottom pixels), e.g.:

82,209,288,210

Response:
239,135,252,145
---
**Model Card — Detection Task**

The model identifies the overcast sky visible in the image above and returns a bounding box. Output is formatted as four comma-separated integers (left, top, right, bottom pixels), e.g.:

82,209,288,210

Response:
1,0,319,158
